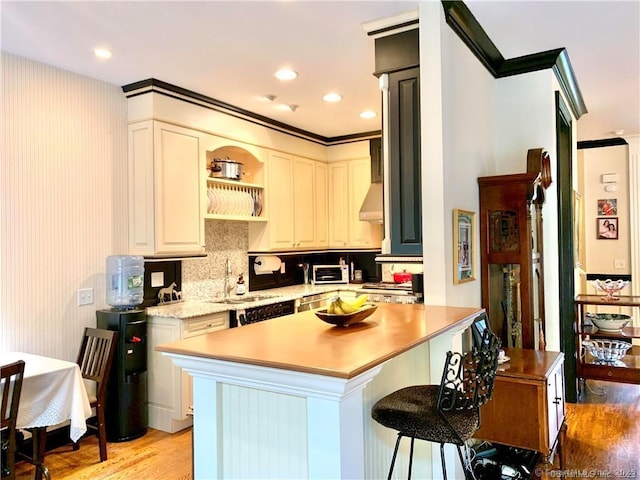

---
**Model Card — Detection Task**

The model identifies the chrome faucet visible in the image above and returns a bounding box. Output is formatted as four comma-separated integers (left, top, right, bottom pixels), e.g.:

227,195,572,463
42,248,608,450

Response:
224,258,233,299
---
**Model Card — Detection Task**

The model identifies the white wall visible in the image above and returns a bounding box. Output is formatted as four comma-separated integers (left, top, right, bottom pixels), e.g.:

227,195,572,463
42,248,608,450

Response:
1,53,128,360
440,10,495,308
582,145,631,274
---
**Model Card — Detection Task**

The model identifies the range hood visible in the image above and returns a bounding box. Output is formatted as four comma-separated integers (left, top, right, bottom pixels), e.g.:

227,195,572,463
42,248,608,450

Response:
359,182,383,223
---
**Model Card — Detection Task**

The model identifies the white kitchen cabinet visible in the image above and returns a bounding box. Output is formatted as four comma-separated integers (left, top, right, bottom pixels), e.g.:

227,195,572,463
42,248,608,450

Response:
268,151,296,249
248,151,328,251
147,312,229,433
128,120,205,256
315,161,329,248
328,161,350,247
293,157,316,249
328,159,382,248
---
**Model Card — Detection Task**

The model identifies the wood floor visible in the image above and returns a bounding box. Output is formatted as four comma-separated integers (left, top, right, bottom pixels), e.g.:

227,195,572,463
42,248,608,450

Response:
14,428,192,480
13,381,639,480
536,380,640,480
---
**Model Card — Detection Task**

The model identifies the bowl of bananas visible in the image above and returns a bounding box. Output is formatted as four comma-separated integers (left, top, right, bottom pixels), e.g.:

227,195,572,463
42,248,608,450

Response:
315,295,378,327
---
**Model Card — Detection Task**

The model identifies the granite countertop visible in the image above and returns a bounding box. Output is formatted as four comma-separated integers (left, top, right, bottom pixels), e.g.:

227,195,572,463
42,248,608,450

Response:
145,284,371,319
156,303,483,379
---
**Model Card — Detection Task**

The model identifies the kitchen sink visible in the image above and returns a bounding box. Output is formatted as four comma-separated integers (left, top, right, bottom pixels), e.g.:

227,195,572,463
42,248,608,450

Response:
209,294,278,305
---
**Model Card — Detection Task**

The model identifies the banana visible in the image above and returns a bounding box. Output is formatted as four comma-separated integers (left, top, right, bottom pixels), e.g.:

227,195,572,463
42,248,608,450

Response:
343,294,368,309
337,298,358,314
326,295,369,315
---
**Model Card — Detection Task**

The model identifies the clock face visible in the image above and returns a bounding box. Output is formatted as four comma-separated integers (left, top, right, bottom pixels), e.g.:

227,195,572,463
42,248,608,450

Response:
489,210,520,253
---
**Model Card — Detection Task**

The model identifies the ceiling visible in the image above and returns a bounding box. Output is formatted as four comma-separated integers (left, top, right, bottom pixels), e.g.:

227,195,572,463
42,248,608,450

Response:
2,1,638,141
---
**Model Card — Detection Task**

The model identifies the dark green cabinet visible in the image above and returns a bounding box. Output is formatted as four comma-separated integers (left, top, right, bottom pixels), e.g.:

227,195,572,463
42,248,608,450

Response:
389,67,422,255
369,138,383,184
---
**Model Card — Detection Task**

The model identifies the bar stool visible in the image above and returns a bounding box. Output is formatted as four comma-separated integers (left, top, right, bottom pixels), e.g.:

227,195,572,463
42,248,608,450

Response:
371,330,500,480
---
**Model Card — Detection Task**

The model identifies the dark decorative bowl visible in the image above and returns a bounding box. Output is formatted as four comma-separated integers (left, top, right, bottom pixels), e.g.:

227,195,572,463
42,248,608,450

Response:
315,304,378,327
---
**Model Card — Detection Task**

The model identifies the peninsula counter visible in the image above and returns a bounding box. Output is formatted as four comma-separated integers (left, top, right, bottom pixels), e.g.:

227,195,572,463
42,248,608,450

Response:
157,303,484,479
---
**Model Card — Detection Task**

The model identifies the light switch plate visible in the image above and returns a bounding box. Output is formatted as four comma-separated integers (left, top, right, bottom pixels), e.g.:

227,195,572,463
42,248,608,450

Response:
614,259,626,269
151,271,165,287
77,288,94,306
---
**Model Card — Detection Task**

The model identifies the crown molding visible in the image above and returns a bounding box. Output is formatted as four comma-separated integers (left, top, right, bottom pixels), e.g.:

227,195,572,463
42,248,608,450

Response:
441,1,587,120
122,78,380,147
362,9,419,38
577,137,628,150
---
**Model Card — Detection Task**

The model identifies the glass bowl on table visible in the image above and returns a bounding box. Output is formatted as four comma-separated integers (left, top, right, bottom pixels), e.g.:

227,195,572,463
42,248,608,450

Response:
592,279,629,301
582,338,632,364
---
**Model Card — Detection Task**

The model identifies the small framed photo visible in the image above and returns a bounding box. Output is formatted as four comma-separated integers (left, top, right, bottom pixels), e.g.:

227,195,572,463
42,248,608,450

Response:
597,217,618,240
597,199,617,216
453,209,475,284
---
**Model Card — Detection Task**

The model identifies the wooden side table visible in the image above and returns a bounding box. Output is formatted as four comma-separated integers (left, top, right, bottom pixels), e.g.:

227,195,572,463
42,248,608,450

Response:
575,294,640,388
474,348,566,465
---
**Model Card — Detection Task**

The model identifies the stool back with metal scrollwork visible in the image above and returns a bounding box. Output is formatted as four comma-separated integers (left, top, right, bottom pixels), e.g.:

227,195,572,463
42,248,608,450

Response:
372,326,501,480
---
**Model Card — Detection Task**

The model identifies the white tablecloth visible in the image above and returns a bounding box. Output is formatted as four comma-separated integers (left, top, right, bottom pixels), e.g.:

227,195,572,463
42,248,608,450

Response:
0,351,92,442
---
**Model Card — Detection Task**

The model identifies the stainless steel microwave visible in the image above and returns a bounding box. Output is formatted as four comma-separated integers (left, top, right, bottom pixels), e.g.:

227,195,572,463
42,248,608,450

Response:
312,265,349,284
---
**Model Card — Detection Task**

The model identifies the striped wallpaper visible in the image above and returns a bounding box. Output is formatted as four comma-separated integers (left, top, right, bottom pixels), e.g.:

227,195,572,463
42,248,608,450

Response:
1,53,128,360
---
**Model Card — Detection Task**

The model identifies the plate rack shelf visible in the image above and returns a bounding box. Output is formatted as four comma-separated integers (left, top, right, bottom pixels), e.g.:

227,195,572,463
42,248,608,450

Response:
205,177,267,222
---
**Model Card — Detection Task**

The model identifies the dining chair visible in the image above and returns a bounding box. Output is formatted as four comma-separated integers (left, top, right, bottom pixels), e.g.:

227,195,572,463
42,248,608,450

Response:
371,329,501,480
73,327,118,462
1,360,25,480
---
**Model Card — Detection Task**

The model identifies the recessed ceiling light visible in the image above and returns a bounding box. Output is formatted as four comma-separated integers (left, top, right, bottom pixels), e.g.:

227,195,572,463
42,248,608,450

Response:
93,48,112,60
360,111,377,119
260,94,277,102
613,129,624,136
277,104,299,112
275,69,298,81
323,93,342,103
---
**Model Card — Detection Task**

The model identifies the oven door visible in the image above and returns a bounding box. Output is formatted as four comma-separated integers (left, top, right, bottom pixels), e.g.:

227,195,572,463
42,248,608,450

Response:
230,301,296,327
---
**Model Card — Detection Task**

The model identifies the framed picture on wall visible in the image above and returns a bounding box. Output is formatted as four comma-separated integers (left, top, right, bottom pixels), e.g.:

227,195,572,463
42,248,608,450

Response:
597,199,617,216
597,217,618,240
453,209,475,284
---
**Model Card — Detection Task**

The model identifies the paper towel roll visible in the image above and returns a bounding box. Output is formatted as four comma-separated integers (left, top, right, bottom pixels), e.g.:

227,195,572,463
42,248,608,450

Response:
254,255,281,275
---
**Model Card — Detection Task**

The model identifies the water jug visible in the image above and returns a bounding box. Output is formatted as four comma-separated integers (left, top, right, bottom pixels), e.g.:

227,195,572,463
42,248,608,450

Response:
106,255,144,308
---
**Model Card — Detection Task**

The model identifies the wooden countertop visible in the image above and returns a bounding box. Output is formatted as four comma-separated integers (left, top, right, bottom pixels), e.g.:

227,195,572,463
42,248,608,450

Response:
496,348,564,381
156,303,483,379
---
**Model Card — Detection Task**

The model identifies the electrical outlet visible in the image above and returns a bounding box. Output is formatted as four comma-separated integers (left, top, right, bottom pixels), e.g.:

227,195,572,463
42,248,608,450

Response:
77,288,94,306
614,259,626,269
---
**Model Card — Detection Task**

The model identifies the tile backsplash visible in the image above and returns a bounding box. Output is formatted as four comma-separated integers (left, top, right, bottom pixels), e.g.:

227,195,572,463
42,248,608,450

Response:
157,219,382,302
182,219,249,300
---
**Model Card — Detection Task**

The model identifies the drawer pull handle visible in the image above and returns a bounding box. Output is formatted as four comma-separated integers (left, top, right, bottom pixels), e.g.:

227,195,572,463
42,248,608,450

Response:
553,397,562,405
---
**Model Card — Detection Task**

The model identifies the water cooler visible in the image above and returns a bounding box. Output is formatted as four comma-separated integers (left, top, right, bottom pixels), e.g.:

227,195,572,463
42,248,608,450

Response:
97,255,148,442
97,308,148,441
